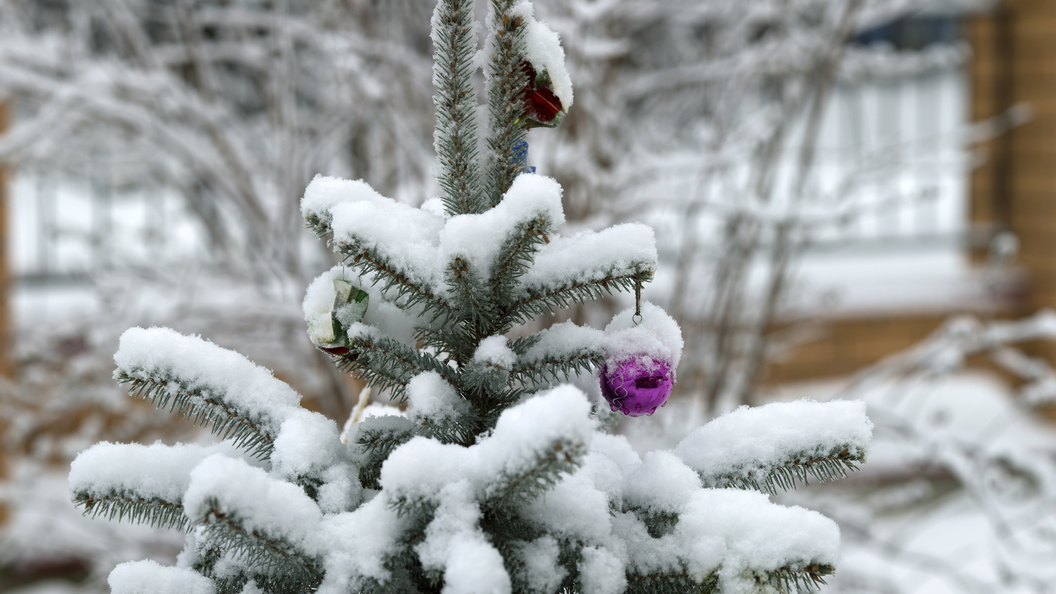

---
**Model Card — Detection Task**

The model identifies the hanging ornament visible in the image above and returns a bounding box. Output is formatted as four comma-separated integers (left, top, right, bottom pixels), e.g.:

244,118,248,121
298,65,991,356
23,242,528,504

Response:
519,61,564,128
307,276,369,361
600,356,674,417
600,291,683,417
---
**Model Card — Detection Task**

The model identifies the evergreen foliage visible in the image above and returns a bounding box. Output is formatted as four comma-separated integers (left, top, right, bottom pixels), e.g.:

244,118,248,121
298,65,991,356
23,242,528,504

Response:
69,2,873,594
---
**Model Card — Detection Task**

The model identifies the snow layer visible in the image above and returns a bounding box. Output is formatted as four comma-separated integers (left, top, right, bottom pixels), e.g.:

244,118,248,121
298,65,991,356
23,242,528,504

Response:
519,224,657,295
183,454,322,556
270,408,345,481
300,175,390,226
604,301,684,368
622,450,700,514
679,489,840,592
524,17,573,111
578,546,625,594
329,194,445,291
318,496,408,592
416,482,512,594
675,399,872,486
381,385,595,506
109,560,215,594
70,441,226,504
472,335,516,369
521,321,605,366
407,371,472,427
513,536,566,594
114,327,301,439
439,174,564,279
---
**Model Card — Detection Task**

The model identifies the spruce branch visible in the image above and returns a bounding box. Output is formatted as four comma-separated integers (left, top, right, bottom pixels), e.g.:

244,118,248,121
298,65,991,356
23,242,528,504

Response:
485,0,529,205
73,491,188,531
445,256,495,333
757,563,835,594
490,214,552,318
196,497,323,592
701,446,865,495
624,571,717,594
336,328,455,402
118,371,278,460
509,264,654,323
433,0,484,216
510,328,606,388
335,239,456,323
354,416,418,490
483,436,587,512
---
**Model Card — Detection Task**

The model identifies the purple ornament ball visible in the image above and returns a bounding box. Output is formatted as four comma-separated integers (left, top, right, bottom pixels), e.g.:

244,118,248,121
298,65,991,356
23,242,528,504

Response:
600,355,674,417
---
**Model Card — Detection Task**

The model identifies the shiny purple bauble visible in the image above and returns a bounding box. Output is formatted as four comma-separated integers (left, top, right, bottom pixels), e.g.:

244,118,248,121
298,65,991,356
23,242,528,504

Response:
600,356,674,417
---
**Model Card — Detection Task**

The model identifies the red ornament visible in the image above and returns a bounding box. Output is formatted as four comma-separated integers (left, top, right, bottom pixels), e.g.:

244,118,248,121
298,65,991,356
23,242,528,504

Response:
520,61,563,126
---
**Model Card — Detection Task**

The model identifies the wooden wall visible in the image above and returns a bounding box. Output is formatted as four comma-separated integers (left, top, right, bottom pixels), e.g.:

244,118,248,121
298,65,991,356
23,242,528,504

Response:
969,0,1056,359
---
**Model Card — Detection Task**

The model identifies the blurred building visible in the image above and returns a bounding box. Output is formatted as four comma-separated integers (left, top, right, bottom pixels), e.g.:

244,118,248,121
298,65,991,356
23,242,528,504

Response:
768,1,1056,383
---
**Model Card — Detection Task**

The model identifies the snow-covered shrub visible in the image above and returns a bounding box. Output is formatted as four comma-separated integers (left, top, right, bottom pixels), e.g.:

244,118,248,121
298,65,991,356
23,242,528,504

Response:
68,1,872,593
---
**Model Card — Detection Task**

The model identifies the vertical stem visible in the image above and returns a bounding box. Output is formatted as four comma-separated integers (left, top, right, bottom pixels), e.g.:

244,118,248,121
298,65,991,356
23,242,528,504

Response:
433,0,483,215
485,0,528,207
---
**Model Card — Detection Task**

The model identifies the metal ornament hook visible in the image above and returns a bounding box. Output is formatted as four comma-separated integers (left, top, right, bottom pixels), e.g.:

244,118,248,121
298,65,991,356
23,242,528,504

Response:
633,273,643,326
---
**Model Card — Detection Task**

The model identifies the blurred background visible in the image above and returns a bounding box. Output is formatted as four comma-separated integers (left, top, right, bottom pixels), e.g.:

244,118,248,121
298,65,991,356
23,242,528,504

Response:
1,0,1055,592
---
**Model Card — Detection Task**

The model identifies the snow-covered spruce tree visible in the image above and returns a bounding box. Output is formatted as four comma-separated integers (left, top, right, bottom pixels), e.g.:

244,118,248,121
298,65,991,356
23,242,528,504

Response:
68,2,873,593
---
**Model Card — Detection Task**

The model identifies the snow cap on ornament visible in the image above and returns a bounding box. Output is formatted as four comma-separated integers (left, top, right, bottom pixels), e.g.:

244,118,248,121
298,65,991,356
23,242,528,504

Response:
601,301,683,417
515,8,573,128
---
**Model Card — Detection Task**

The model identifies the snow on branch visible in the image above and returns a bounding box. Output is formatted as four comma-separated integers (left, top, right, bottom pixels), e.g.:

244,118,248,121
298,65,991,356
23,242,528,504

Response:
341,323,458,402
511,224,657,320
510,321,605,387
184,455,323,591
70,442,230,531
114,327,303,460
477,386,595,512
440,173,565,327
109,560,216,594
675,400,873,494
329,198,456,322
679,488,841,594
379,386,594,515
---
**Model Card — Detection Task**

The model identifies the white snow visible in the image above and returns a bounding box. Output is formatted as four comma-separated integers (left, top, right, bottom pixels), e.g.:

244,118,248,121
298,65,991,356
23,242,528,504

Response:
109,559,215,594
524,17,573,111
674,399,873,487
270,408,345,481
182,454,322,556
520,470,611,543
114,327,302,439
415,482,512,594
317,496,409,592
512,536,566,594
621,450,700,514
471,335,517,369
329,196,445,292
679,489,840,592
521,321,605,367
300,175,390,227
439,174,564,279
406,371,472,427
477,385,595,492
69,441,227,504
577,546,625,594
519,224,657,297
604,301,684,368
